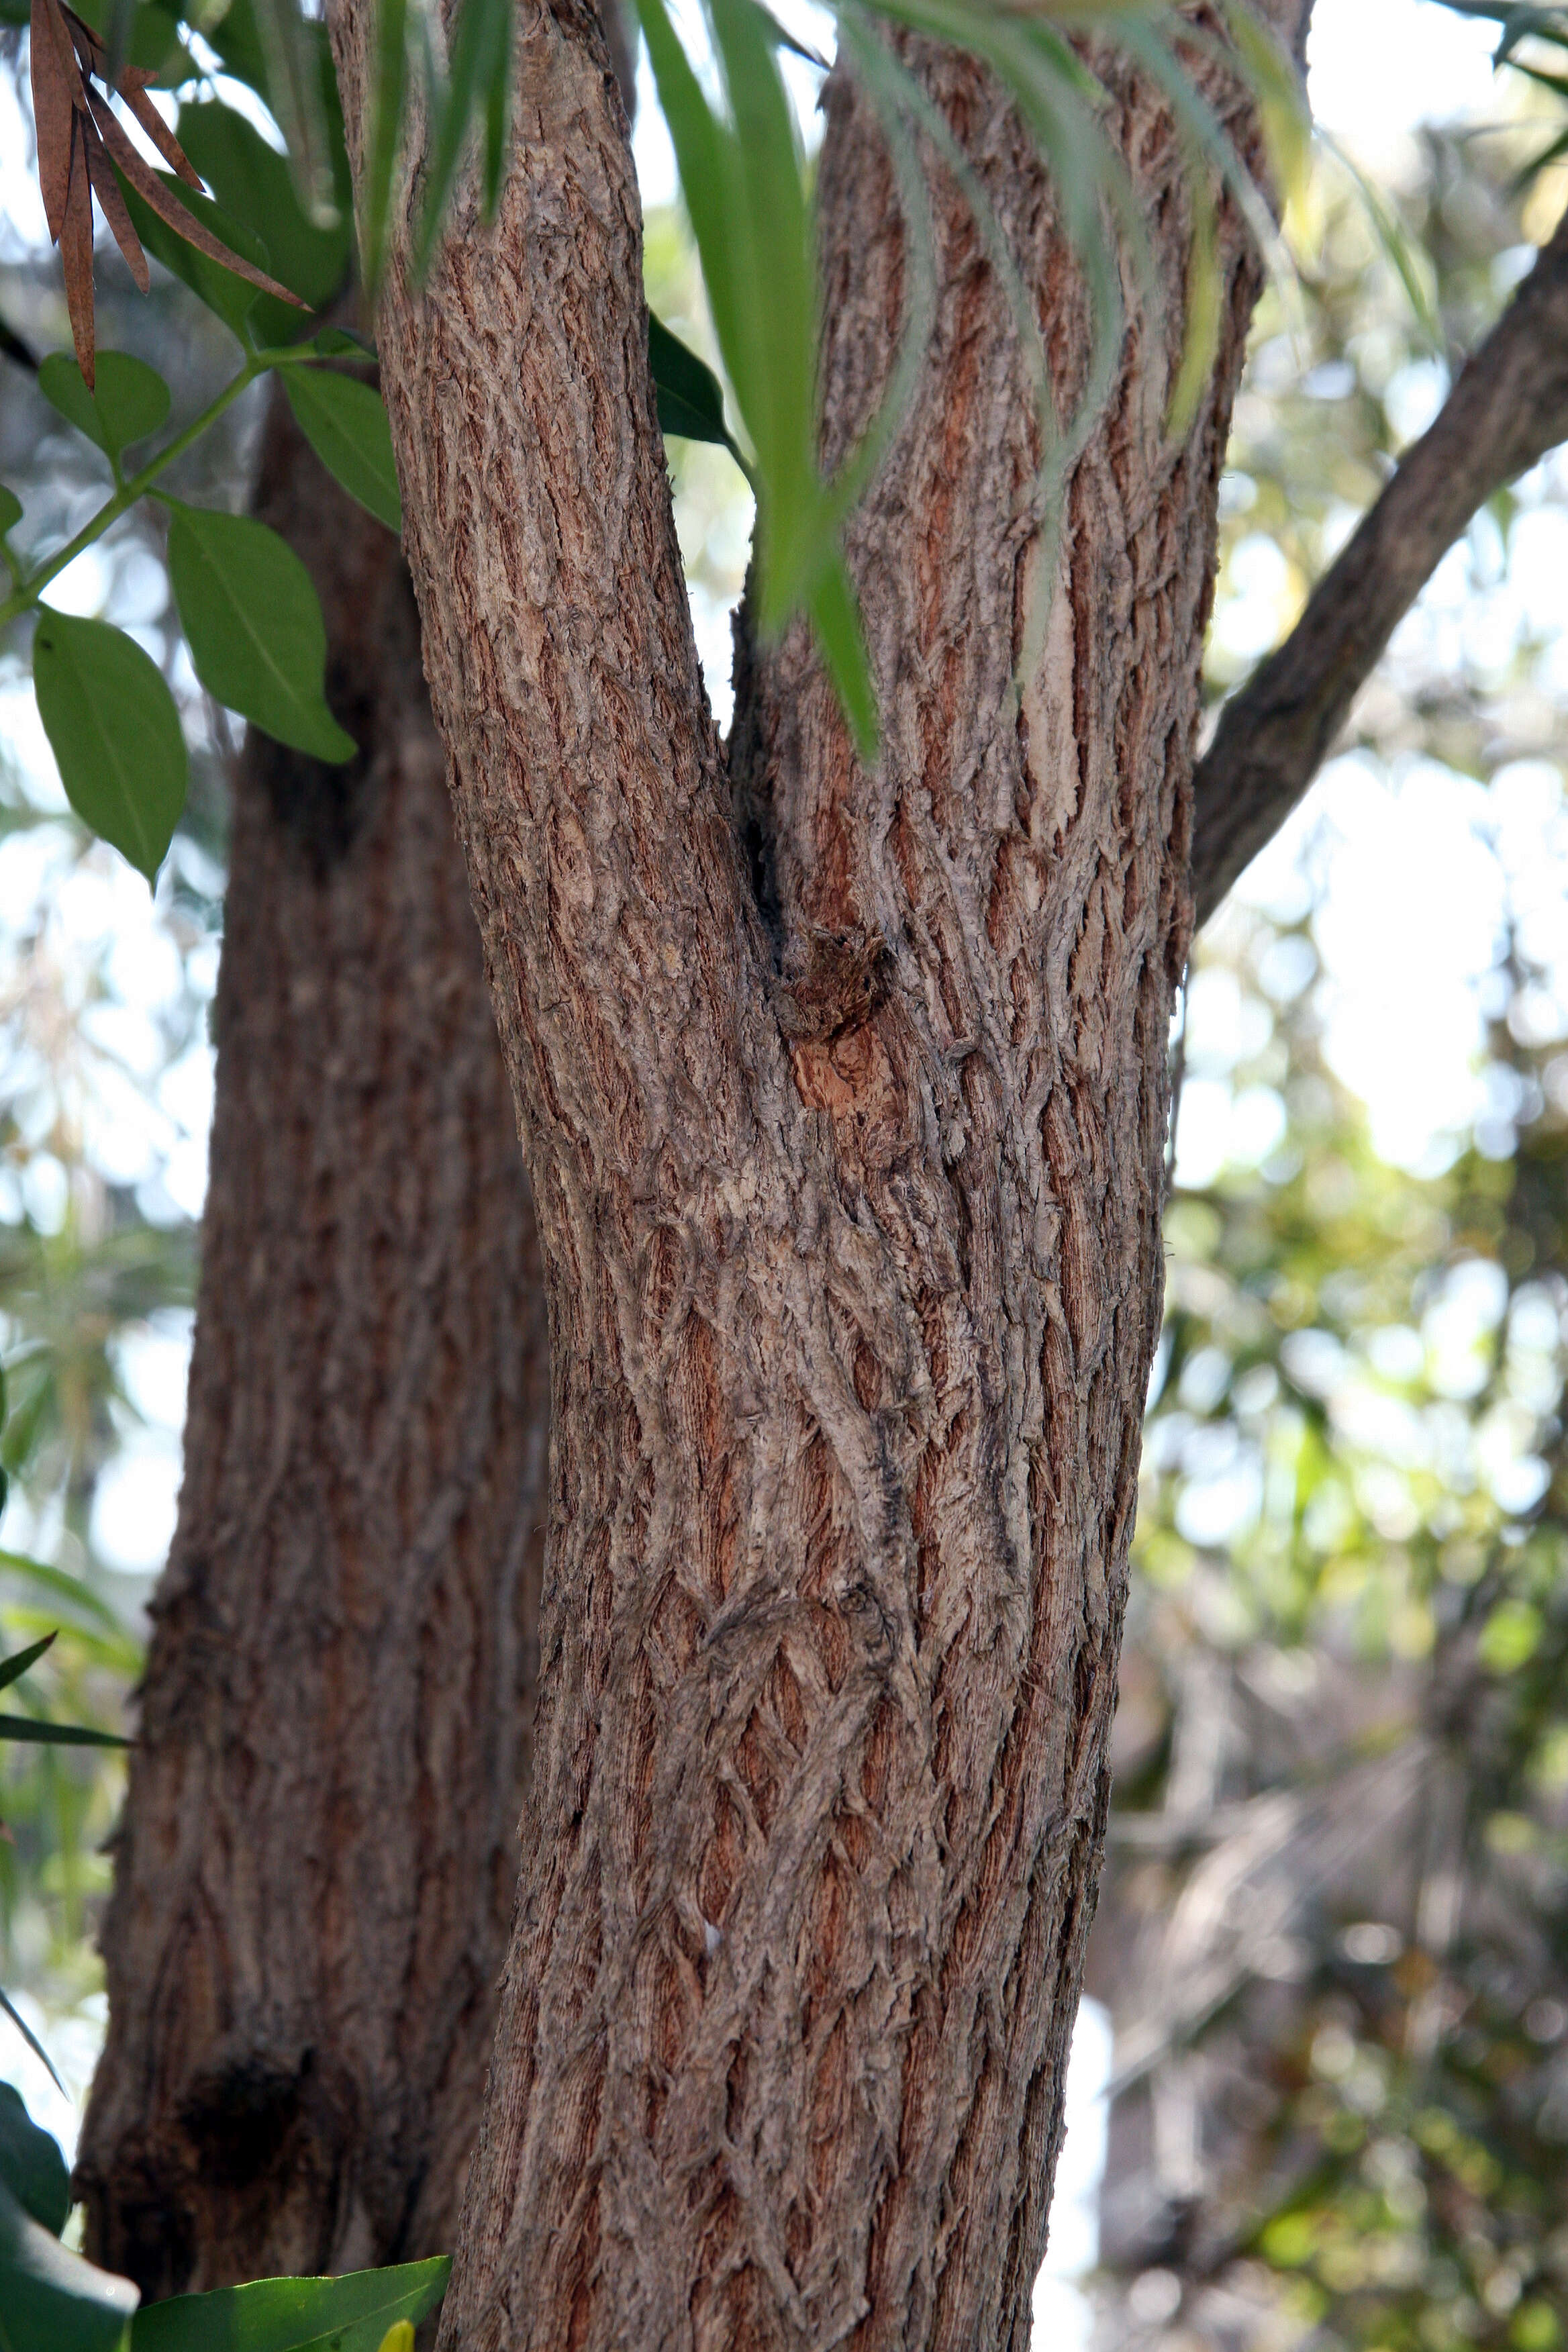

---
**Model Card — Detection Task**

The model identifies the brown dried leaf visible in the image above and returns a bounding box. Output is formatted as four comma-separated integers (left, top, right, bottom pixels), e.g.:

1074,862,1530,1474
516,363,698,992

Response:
117,68,205,191
61,113,96,387
87,90,307,309
29,0,82,243
61,0,102,71
83,113,150,294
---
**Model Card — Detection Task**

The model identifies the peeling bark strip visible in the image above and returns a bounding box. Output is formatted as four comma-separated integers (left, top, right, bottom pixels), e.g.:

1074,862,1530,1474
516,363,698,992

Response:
75,385,548,2297
325,4,1296,2343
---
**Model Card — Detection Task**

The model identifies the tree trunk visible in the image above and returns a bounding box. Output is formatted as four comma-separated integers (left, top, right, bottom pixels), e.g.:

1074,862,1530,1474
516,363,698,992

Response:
75,384,549,2298
322,5,1297,2342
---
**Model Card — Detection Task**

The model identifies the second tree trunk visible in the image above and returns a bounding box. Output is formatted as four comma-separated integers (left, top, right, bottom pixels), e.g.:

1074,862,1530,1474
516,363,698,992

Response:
75,385,548,2296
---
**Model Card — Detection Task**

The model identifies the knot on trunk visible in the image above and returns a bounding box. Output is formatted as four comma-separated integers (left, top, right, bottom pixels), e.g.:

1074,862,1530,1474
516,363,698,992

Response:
775,924,893,1042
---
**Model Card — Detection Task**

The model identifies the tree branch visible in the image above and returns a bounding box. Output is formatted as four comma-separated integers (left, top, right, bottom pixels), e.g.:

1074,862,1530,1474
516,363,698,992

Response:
1190,203,1568,928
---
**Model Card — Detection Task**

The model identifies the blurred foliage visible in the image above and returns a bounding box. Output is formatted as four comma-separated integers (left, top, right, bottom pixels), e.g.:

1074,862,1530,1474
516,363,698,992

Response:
1089,105,1568,2352
0,63,224,2082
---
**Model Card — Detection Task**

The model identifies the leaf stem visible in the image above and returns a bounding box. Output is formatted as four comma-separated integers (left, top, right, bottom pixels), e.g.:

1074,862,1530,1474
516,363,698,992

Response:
0,345,326,633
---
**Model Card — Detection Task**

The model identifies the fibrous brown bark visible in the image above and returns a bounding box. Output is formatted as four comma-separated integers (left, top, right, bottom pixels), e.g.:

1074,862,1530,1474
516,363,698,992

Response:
322,5,1294,2343
75,383,548,2298
1190,199,1568,926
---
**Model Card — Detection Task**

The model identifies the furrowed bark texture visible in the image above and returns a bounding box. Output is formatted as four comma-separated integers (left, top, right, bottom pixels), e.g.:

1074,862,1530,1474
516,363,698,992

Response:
325,6,1293,2342
75,385,549,2298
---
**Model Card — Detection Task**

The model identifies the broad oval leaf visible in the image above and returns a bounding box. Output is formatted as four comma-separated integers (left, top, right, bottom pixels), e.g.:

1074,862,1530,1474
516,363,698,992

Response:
67,0,185,75
311,326,375,359
32,610,189,879
648,313,736,454
114,168,285,340
175,101,348,313
165,502,355,763
130,2254,451,2352
283,368,401,532
0,485,20,534
0,2178,139,2352
0,2083,70,2237
38,350,170,461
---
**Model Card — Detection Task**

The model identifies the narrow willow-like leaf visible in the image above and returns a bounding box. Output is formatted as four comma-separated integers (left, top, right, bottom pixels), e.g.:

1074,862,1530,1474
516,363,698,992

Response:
0,1714,128,1745
164,501,356,762
1165,161,1220,440
283,368,402,532
480,0,513,216
129,2255,450,2352
707,0,815,513
826,12,941,518
62,112,97,383
0,1989,66,2096
0,1632,56,1693
81,119,150,293
29,0,77,242
809,554,877,762
412,0,513,277
360,0,407,295
0,1550,144,1654
32,609,189,877
38,349,169,460
249,0,336,226
1317,128,1441,352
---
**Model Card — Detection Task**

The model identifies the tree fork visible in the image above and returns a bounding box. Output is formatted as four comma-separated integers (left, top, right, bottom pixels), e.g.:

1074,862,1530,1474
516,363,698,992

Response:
323,4,1302,2343
75,381,549,2296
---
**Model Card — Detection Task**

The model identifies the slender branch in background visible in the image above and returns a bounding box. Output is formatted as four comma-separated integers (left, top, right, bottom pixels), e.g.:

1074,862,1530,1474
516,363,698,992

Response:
1189,203,1568,928
0,315,38,373
0,344,346,632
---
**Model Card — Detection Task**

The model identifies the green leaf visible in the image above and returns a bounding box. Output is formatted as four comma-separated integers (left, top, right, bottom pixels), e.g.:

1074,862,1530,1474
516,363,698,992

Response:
38,352,170,462
130,2255,451,2352
0,2084,70,2238
32,612,189,880
807,555,877,764
165,503,356,763
174,102,349,314
65,0,184,75
311,328,375,359
115,171,277,340
0,1990,65,2098
247,0,338,230
0,1632,55,1694
0,2178,139,2352
283,370,401,532
1479,1598,1542,1674
413,0,514,275
0,487,20,534
0,1715,128,1746
360,0,408,294
201,0,269,103
648,313,736,454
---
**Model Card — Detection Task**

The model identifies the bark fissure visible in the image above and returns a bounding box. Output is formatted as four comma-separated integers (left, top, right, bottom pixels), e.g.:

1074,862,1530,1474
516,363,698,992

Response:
320,4,1300,2343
